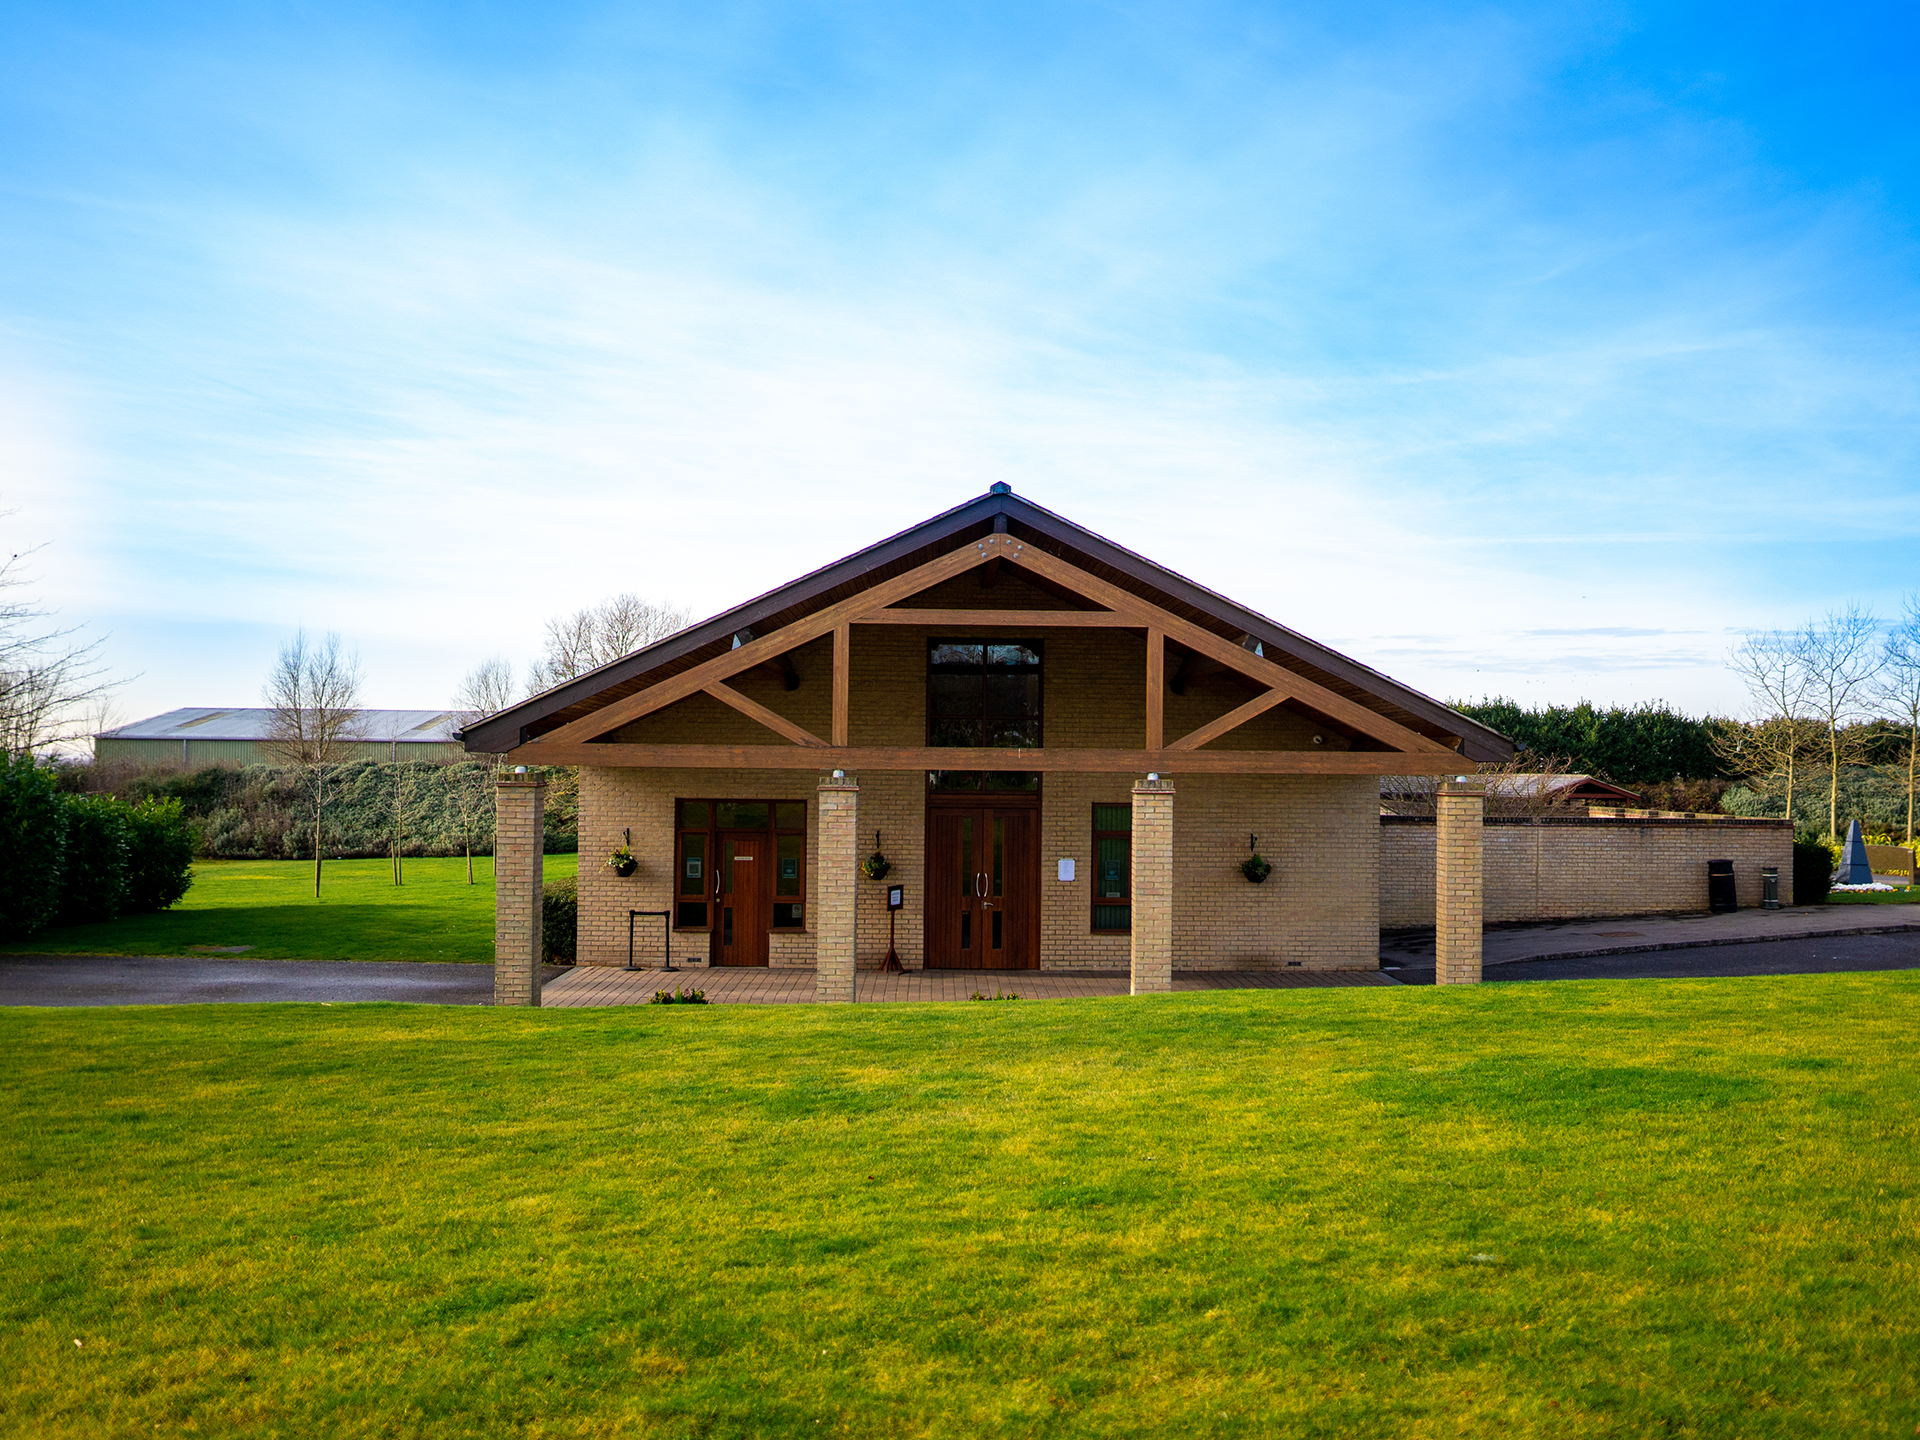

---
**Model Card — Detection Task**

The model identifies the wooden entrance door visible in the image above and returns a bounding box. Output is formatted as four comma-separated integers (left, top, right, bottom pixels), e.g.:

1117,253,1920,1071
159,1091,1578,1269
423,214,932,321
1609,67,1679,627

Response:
925,806,1039,969
712,834,771,966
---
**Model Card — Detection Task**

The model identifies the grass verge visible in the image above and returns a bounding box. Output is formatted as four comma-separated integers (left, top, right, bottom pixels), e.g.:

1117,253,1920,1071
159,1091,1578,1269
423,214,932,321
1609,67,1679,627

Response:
5,855,579,963
3,974,1917,1437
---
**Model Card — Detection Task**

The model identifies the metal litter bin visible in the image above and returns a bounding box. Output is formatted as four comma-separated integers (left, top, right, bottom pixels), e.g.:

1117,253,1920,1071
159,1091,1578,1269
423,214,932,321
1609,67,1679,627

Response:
1707,859,1737,913
1761,866,1780,909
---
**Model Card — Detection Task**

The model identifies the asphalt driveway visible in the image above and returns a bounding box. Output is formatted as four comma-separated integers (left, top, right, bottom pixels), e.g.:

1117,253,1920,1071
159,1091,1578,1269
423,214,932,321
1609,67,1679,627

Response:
1387,929,1920,984
0,955,559,1006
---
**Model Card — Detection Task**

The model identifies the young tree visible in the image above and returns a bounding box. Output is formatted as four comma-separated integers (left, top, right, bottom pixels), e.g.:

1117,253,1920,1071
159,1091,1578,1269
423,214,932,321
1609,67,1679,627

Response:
1717,629,1819,822
1878,594,1920,845
261,631,365,897
526,594,690,693
0,535,123,757
445,761,494,885
1799,604,1883,840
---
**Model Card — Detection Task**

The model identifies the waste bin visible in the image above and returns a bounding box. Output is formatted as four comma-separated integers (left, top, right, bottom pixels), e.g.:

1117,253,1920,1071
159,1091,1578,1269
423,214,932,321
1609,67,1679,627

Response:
1761,866,1780,909
1707,859,1737,913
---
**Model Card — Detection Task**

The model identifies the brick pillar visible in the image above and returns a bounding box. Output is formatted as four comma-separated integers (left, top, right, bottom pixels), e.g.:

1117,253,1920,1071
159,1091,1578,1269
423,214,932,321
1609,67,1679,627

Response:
494,770,547,1007
1435,780,1485,985
1130,775,1175,994
815,772,859,1003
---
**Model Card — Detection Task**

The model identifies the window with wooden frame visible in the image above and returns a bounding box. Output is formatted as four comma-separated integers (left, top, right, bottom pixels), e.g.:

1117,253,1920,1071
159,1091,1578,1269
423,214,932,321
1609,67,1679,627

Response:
1091,802,1131,933
674,799,808,931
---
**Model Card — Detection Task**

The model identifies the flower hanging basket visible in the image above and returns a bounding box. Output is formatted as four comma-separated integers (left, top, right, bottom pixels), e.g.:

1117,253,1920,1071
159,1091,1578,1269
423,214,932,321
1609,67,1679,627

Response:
607,845,638,878
860,852,892,881
1240,854,1273,884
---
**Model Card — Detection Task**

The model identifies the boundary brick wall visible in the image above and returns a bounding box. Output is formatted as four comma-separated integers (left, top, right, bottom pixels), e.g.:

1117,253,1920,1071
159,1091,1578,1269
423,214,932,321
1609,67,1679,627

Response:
1380,816,1794,929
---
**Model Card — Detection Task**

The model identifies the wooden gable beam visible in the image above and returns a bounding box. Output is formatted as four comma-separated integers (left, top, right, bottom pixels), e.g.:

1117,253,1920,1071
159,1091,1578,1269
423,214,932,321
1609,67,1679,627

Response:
532,536,1008,747
704,681,828,748
1001,547,1454,755
1166,688,1291,751
859,608,1123,626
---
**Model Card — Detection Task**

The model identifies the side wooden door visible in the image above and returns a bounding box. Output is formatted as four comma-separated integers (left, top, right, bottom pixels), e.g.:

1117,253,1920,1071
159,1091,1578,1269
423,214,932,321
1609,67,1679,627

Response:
712,834,771,966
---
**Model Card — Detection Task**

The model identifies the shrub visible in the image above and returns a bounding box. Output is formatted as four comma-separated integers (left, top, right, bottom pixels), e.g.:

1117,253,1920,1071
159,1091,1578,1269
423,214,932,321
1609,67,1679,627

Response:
124,796,197,913
0,754,67,938
56,795,133,924
542,875,577,963
1793,838,1835,906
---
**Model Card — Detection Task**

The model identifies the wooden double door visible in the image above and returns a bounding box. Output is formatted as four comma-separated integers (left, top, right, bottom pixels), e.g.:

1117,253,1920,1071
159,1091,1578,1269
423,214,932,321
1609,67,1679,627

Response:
925,803,1040,969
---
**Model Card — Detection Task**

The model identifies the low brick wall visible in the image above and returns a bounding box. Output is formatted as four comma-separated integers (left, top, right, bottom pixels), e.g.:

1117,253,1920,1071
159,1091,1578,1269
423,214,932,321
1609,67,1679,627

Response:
1381,816,1793,929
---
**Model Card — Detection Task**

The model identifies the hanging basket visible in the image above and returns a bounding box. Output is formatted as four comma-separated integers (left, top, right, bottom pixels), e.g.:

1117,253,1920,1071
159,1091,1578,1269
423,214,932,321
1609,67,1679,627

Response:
1240,854,1273,884
860,852,892,881
607,844,638,878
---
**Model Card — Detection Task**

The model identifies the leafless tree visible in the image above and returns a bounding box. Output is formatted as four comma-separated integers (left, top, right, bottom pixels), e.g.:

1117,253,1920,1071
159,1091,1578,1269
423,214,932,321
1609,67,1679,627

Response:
0,535,124,757
526,594,690,693
453,656,519,719
1716,629,1820,822
1798,604,1883,840
446,761,494,885
1878,594,1920,845
261,631,365,897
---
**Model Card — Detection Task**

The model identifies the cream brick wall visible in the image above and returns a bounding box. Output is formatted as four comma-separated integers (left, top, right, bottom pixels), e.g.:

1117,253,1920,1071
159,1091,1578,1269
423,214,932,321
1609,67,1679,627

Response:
1434,783,1484,985
1129,778,1175,992
814,776,859,1002
1381,816,1795,928
493,776,546,1006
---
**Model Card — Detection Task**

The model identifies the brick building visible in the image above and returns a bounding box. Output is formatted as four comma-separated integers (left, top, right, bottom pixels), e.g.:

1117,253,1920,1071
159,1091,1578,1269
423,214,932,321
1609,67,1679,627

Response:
463,487,1515,1003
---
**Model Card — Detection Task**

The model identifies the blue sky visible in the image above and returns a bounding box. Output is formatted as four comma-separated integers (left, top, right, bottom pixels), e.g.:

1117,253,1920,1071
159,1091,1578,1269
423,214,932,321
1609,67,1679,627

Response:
4,0,1915,725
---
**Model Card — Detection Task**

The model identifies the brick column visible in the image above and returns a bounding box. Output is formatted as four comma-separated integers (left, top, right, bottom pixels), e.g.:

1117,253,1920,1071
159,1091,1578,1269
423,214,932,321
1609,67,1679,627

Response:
494,769,547,1007
1435,780,1485,985
815,772,859,1003
1130,775,1175,994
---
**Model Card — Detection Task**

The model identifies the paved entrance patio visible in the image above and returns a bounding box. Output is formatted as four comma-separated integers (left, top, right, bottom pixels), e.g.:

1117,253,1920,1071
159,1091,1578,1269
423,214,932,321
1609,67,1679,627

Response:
540,965,1398,1006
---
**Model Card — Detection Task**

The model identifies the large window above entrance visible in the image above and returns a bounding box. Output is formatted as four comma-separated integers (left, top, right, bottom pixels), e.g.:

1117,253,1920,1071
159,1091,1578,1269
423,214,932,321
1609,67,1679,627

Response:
927,640,1043,748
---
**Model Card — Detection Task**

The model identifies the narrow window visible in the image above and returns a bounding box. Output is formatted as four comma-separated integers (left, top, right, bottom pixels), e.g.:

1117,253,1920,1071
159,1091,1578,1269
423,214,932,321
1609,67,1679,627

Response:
772,802,806,929
1091,802,1131,933
675,800,711,930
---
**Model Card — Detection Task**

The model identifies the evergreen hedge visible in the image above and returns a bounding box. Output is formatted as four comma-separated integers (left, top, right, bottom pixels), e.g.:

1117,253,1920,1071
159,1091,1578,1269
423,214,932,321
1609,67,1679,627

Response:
56,795,132,925
1450,698,1724,784
0,759,197,938
543,876,577,964
65,760,579,860
0,754,68,938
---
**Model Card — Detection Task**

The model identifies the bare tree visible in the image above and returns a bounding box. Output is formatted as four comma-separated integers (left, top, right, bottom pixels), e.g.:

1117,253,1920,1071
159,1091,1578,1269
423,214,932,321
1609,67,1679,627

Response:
0,536,124,757
526,594,690,693
453,656,519,719
1799,604,1883,840
1879,594,1920,845
1717,629,1820,822
261,631,365,897
446,761,493,885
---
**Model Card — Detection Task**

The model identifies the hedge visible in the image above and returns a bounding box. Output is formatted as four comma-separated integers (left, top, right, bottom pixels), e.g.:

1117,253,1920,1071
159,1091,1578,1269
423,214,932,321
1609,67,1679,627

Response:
62,760,579,859
543,875,577,964
0,760,197,939
0,754,67,938
56,795,132,925
1450,698,1725,784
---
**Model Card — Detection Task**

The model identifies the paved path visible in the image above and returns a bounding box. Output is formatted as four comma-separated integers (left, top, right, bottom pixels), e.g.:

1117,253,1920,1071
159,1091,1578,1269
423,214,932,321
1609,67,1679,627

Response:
1379,904,1920,970
540,965,1397,1006
0,955,551,1007
1390,930,1920,985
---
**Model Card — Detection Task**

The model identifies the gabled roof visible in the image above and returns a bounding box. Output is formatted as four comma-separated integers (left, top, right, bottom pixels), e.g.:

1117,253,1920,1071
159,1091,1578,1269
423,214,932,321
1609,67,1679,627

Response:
461,487,1514,762
105,708,461,744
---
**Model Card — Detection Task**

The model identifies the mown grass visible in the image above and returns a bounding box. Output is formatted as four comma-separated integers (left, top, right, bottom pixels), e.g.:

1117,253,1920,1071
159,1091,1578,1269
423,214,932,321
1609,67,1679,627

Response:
3,975,1917,1437
7,855,579,963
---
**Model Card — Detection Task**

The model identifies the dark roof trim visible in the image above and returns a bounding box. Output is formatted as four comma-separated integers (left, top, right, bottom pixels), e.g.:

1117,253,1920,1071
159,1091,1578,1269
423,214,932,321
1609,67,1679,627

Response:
462,489,1513,761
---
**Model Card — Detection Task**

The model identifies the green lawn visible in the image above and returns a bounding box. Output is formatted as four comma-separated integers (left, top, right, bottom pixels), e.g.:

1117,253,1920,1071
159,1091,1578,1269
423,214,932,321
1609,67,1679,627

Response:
4,976,1916,1437
5,855,579,963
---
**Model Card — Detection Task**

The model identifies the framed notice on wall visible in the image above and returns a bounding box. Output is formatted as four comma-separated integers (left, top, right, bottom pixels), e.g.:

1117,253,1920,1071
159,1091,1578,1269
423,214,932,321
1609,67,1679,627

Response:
887,885,904,911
